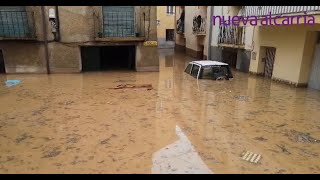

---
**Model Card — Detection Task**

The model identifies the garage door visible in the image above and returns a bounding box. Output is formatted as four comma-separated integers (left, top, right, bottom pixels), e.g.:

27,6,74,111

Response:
102,6,135,37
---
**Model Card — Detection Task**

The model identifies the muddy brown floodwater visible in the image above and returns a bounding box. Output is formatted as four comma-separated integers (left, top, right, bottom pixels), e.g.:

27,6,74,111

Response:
0,49,320,174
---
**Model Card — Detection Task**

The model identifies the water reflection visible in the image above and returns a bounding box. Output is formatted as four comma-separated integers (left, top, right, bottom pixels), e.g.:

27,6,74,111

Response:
152,125,213,174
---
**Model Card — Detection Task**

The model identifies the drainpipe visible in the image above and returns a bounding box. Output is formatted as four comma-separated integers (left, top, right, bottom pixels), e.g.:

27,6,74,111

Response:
55,6,61,41
207,6,214,60
41,6,50,74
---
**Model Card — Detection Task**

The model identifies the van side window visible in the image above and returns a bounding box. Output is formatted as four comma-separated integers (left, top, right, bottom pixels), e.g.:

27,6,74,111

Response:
202,67,213,79
184,64,192,74
191,65,200,78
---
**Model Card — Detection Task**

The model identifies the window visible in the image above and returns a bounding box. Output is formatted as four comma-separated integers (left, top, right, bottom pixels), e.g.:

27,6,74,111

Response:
191,65,200,78
201,67,213,79
166,6,175,15
212,66,230,78
0,49,5,73
166,29,174,41
102,6,135,37
0,6,32,38
185,64,192,74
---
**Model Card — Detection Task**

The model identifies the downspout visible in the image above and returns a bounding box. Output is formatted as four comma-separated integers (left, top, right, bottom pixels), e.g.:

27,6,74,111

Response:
41,6,50,74
55,6,61,41
207,6,214,60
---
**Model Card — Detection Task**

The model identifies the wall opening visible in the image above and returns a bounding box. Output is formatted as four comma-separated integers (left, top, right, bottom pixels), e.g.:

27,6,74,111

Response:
222,48,237,68
166,29,174,41
199,45,204,59
81,45,136,71
308,39,320,90
236,49,251,73
0,50,5,73
263,47,276,78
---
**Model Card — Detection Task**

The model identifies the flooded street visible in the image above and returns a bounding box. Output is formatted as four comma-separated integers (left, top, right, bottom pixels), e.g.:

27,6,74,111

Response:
1,49,320,174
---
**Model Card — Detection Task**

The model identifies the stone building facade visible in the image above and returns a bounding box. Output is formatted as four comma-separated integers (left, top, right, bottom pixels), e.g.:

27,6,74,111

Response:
0,6,159,74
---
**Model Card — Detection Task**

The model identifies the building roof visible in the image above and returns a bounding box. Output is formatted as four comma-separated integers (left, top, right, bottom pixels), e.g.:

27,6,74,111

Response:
191,60,228,66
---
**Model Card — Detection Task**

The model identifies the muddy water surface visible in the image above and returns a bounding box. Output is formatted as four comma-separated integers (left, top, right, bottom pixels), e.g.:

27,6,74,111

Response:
0,49,320,174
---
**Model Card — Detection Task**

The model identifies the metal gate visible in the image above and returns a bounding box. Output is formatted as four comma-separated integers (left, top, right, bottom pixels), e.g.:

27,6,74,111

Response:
0,6,30,38
102,6,135,37
308,44,320,90
264,47,276,78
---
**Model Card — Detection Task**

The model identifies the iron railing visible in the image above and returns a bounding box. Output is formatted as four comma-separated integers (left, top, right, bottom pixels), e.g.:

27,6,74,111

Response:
0,11,36,39
94,11,146,38
192,16,206,35
242,6,320,17
218,25,245,46
176,19,184,34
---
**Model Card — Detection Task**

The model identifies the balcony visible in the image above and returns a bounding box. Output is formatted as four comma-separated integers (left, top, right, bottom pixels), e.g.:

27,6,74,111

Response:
93,10,146,42
176,19,184,34
0,11,36,40
218,25,245,48
192,16,206,35
242,6,320,17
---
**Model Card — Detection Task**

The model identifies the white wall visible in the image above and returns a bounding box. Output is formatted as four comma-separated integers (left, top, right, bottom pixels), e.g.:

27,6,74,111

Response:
211,6,223,47
244,26,255,50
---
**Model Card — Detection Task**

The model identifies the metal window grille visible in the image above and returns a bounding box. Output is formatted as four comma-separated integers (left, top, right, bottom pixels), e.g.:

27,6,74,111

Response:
167,6,174,15
166,29,174,41
218,25,245,45
103,6,135,37
0,11,35,38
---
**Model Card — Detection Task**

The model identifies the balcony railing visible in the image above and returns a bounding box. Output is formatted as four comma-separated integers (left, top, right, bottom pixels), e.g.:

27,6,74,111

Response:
93,11,146,40
176,19,184,34
242,6,320,17
218,25,245,47
0,11,36,39
192,16,206,35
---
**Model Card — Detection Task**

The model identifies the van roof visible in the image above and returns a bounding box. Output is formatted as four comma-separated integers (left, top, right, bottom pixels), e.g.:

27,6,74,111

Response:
190,60,229,66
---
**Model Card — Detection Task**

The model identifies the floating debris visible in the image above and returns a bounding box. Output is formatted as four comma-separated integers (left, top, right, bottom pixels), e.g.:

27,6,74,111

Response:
241,151,262,164
113,80,136,83
15,133,33,144
5,80,21,87
276,123,287,128
109,84,153,90
234,95,249,101
254,136,268,142
287,130,320,144
42,148,62,158
276,144,291,155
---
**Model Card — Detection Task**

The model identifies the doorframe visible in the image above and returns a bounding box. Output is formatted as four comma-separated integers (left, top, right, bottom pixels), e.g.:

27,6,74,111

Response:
259,46,276,78
80,45,137,72
264,47,276,78
308,36,320,90
0,49,6,73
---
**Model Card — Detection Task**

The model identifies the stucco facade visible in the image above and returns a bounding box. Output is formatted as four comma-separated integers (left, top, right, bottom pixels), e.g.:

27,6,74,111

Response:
0,6,159,73
209,6,320,88
249,24,320,86
174,6,210,59
156,6,175,49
